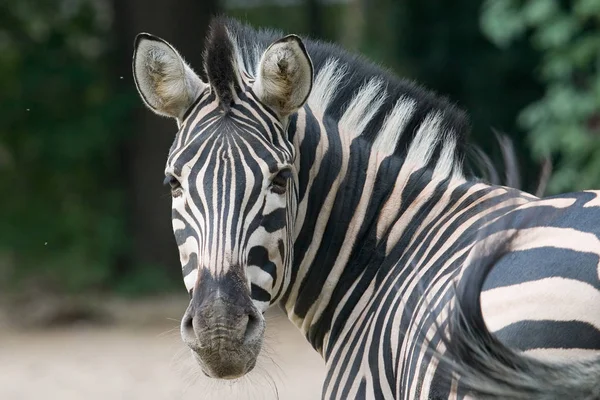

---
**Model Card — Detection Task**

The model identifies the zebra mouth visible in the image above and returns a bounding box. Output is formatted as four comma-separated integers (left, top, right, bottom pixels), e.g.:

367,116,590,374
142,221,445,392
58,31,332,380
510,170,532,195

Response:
192,345,261,380
185,310,265,380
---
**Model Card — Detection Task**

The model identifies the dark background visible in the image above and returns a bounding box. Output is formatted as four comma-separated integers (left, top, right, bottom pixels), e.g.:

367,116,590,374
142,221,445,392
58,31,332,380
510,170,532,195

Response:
1,0,598,305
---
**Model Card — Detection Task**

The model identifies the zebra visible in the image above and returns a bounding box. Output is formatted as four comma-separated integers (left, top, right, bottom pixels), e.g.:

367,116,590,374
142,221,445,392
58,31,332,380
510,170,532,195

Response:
131,16,600,399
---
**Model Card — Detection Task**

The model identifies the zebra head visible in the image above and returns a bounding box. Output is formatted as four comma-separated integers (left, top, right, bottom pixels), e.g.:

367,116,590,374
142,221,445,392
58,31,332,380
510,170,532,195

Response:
132,23,313,379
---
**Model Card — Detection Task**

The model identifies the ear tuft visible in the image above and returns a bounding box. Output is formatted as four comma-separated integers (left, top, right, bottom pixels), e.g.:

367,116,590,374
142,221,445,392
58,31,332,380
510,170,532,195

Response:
253,35,313,118
132,33,205,121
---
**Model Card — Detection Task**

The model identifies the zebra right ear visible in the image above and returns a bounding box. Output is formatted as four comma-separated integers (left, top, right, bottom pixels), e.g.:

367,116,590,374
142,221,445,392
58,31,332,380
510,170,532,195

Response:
132,33,206,121
253,35,313,118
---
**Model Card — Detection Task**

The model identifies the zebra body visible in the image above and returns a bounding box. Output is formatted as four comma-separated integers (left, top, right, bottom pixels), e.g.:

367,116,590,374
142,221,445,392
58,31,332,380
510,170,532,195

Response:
132,17,600,399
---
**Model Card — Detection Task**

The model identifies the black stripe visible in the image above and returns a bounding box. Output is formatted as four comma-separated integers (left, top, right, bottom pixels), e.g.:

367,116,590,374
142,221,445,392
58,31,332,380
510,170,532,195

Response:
182,253,199,277
247,246,277,281
296,106,320,202
493,320,600,351
296,137,370,321
484,247,600,291
261,208,287,233
283,111,341,307
251,283,271,303
356,378,367,399
315,153,403,354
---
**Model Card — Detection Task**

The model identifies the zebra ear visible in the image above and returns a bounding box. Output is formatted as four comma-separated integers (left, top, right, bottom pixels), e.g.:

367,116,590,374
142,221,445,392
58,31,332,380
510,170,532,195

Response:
132,33,206,121
253,35,313,118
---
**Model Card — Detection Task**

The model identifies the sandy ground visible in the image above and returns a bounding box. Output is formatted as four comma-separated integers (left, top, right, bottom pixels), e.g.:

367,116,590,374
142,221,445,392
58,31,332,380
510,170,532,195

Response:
0,297,325,400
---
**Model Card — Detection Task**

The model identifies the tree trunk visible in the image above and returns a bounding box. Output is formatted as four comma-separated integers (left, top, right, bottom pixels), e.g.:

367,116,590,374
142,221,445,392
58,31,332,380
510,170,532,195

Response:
112,0,218,281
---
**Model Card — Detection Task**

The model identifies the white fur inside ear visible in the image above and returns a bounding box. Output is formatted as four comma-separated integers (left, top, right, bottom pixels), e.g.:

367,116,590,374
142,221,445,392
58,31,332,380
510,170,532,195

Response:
133,35,205,120
253,35,313,117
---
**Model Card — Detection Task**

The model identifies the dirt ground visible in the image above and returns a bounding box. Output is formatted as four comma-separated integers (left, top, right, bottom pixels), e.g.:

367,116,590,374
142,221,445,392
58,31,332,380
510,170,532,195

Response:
0,296,325,400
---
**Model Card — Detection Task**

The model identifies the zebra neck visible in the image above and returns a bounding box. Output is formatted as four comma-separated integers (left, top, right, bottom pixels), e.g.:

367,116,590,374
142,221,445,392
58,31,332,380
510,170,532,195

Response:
279,106,497,356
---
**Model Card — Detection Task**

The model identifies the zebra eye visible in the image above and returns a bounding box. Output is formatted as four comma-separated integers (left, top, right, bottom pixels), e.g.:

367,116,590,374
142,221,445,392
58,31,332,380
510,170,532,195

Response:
167,176,183,197
270,170,290,195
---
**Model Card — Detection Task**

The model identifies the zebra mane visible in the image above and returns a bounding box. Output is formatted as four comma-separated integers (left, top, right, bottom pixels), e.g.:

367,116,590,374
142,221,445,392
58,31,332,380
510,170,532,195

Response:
204,17,471,178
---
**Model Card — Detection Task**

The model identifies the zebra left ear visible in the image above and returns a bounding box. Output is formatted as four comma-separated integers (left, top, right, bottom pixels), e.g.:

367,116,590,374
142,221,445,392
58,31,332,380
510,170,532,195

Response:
253,35,313,118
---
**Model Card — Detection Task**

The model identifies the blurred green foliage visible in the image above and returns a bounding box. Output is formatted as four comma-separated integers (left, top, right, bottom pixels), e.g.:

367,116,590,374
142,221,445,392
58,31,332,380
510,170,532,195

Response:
228,3,345,41
2,0,598,295
0,1,133,293
389,0,544,191
481,0,600,193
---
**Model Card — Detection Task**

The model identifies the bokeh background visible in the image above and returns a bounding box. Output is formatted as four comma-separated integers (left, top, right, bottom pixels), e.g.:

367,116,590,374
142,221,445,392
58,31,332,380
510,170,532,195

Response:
1,0,599,398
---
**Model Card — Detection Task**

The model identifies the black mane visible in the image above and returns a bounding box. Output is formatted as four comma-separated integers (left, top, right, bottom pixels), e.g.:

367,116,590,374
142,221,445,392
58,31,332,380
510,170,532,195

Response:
204,16,471,161
203,20,241,110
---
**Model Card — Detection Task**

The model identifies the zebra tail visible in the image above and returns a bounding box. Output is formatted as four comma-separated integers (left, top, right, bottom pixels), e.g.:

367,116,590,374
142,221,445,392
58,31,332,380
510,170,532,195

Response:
437,232,600,399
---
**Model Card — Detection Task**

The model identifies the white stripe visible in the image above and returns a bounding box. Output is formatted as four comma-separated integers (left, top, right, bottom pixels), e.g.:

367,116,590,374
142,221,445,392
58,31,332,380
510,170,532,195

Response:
403,111,443,171
178,236,198,268
307,58,347,116
583,190,600,207
523,347,600,362
516,197,576,210
338,78,387,139
172,218,186,231
372,97,416,157
482,277,600,331
432,133,459,179
183,269,198,291
482,226,600,273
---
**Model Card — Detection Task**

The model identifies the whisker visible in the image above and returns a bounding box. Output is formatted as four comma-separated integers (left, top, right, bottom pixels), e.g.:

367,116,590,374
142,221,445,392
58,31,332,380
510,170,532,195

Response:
156,326,180,338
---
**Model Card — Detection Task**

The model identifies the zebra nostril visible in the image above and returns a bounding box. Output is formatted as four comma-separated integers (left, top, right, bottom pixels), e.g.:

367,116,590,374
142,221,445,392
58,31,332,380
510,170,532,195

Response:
244,311,261,344
182,313,194,336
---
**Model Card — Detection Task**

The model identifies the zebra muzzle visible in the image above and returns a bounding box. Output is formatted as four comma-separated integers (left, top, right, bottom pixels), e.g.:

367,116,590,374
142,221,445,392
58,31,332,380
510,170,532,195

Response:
180,277,265,379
